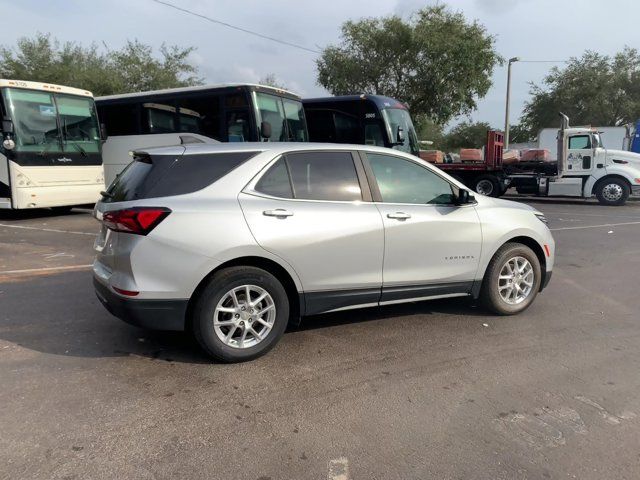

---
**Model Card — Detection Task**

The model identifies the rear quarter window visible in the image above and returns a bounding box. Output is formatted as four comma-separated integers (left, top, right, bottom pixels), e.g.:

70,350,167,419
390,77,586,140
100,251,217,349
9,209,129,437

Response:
105,151,258,202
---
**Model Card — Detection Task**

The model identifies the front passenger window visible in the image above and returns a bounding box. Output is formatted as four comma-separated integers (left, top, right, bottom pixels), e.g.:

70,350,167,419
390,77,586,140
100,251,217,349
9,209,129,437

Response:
367,153,455,205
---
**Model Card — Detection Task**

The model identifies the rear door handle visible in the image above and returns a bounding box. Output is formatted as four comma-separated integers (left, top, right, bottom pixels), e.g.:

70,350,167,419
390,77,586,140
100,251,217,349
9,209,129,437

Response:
387,212,411,220
263,209,294,218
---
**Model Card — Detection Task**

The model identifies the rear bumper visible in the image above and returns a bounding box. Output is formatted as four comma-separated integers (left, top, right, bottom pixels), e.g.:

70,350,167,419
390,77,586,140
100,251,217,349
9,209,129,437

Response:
631,185,640,196
93,277,187,331
540,270,552,291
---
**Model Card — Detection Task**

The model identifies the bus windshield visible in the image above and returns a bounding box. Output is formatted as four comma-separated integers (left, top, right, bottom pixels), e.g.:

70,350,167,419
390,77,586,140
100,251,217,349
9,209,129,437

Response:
2,88,100,154
254,92,308,142
382,108,419,156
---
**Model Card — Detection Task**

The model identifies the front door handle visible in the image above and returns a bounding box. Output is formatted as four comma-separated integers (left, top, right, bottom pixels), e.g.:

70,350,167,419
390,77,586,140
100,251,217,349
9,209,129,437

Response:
263,209,294,218
387,212,411,220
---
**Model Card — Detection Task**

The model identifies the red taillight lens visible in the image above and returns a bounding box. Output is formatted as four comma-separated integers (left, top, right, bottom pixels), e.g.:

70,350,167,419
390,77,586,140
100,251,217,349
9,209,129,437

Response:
103,207,170,235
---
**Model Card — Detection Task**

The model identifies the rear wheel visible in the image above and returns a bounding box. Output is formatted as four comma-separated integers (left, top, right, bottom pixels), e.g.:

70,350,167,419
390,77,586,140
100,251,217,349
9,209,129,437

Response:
480,243,542,315
192,266,289,362
473,175,500,197
595,178,629,206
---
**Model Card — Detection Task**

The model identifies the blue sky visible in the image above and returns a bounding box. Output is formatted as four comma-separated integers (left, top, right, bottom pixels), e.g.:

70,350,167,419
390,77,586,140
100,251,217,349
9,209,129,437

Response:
3,0,639,129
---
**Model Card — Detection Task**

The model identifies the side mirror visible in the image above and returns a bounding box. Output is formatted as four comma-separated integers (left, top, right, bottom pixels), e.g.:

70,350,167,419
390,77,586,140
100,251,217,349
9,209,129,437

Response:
455,189,474,205
2,119,14,134
260,121,272,140
396,125,405,144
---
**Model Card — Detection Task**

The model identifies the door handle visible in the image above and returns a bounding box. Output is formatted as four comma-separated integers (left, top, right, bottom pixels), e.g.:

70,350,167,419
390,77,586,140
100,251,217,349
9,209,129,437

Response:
263,209,294,218
387,212,411,220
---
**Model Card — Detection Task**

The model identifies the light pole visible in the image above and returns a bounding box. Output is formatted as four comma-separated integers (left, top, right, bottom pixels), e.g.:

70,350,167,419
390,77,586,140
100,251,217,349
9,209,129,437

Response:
504,56,520,149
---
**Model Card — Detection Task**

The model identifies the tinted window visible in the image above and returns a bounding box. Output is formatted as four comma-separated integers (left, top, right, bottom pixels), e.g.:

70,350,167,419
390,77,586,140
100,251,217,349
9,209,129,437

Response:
227,111,251,142
569,135,591,149
286,152,362,201
368,153,454,205
255,158,293,198
98,103,140,136
105,151,258,202
365,124,385,147
174,94,223,140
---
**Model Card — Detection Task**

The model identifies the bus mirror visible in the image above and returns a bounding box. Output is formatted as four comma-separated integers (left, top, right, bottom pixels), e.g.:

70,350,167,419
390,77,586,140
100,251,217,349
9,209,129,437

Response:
100,123,108,141
2,119,13,134
260,121,272,139
396,125,405,145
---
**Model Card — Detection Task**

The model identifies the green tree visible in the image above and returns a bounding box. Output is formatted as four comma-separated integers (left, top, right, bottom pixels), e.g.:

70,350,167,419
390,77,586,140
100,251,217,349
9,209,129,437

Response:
441,121,493,151
316,6,502,124
413,115,444,148
520,47,640,133
0,33,203,96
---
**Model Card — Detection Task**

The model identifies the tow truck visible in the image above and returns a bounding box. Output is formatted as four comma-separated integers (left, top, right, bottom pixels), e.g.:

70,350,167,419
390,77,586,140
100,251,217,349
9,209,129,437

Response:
433,114,640,206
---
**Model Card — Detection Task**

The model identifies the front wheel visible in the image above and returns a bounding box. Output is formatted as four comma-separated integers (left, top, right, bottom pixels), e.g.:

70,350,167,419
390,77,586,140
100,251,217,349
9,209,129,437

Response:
595,178,630,206
480,243,542,315
192,266,289,362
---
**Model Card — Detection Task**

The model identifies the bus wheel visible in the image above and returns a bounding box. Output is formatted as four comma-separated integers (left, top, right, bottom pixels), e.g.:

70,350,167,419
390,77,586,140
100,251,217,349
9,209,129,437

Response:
595,178,630,206
474,175,500,197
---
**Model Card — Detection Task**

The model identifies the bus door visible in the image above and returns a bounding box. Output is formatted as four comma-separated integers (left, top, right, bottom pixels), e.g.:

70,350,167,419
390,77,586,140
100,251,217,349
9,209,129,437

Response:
223,91,253,142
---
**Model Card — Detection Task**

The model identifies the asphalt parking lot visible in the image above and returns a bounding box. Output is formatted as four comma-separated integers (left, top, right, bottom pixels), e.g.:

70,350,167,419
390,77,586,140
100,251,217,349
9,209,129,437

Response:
1,198,640,480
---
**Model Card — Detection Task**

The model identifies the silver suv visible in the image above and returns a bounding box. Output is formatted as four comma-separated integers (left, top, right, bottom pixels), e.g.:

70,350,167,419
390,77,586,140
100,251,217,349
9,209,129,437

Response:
94,143,555,362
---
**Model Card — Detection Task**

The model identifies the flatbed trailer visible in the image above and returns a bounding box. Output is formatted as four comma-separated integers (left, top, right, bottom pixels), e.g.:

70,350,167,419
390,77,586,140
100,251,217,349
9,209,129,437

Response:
434,130,510,197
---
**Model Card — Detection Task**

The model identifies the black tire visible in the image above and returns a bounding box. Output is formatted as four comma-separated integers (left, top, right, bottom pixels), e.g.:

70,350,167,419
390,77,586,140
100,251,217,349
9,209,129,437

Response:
473,175,500,197
595,178,630,206
192,266,289,362
480,243,542,315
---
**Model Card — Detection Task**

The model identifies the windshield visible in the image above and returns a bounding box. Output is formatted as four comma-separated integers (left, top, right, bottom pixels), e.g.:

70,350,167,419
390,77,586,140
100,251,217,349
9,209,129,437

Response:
382,108,419,156
254,92,308,142
2,88,100,154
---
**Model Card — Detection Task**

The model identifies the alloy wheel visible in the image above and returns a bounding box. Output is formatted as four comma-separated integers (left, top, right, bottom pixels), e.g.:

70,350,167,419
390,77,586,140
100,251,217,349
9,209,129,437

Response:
213,285,276,349
498,256,535,305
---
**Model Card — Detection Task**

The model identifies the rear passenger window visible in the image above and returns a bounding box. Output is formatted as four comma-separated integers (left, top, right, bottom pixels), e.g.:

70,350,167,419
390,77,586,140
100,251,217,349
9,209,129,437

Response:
105,151,258,202
255,158,293,198
286,152,362,201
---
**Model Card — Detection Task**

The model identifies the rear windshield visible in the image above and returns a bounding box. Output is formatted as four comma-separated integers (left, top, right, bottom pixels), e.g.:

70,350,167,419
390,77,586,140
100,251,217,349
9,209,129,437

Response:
104,151,258,202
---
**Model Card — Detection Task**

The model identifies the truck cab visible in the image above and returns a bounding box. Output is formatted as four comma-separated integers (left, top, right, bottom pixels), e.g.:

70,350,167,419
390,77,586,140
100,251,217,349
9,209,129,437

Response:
548,114,640,205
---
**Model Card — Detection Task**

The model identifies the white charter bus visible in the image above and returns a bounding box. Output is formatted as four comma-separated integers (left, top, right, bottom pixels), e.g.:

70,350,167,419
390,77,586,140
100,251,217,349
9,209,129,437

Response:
0,80,103,210
96,83,308,185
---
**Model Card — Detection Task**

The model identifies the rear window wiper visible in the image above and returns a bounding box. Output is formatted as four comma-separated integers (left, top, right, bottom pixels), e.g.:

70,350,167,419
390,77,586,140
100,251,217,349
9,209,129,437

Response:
99,190,113,199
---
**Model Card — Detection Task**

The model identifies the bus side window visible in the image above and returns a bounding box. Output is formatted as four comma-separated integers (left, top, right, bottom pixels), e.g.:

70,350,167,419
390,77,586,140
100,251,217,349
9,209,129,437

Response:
175,94,223,141
99,103,140,136
365,123,385,147
333,112,359,143
226,111,251,142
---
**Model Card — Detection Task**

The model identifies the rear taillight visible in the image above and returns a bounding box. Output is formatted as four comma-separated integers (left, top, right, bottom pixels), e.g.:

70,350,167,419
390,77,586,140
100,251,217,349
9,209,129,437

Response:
103,207,171,235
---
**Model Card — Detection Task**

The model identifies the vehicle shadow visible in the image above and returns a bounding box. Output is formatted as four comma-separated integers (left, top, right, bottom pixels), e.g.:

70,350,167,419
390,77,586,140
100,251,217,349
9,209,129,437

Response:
0,271,487,364
0,207,93,221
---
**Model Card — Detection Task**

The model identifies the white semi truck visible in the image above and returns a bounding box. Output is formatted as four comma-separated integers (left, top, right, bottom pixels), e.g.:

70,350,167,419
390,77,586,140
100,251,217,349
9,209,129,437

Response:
436,114,640,205
509,114,640,205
